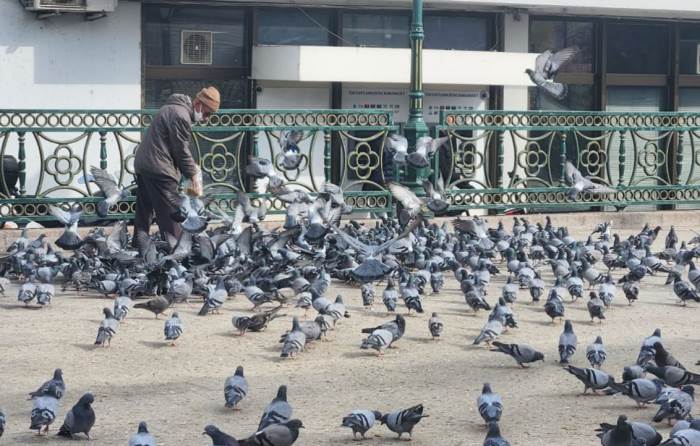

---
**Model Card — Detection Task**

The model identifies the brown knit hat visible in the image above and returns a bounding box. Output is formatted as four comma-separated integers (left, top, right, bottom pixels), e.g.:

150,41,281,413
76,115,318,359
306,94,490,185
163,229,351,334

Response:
196,86,221,112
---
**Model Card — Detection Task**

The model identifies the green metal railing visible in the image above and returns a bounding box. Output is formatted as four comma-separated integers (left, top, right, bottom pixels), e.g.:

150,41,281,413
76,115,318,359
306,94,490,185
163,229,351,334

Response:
0,109,397,222
436,110,700,211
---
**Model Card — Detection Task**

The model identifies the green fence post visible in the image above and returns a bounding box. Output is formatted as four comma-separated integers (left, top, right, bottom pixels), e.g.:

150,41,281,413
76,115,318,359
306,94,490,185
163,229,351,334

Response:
676,131,684,185
496,130,504,188
99,131,107,170
324,130,332,183
17,131,26,197
560,131,568,185
618,131,626,187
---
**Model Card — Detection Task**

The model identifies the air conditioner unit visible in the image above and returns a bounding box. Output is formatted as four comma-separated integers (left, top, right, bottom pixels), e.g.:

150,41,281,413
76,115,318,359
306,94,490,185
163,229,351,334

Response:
181,31,213,65
22,0,117,13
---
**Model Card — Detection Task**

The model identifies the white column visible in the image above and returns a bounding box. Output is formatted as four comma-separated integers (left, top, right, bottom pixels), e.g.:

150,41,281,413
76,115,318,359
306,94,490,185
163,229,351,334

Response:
502,12,530,188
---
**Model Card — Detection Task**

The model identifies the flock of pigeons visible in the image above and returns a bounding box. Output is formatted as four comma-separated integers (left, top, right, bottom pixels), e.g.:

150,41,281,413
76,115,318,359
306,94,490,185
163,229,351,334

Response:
0,154,699,445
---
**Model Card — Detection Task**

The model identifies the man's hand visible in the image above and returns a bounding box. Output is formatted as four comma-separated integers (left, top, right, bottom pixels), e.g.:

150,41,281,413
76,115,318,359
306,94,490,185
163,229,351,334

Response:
188,166,204,197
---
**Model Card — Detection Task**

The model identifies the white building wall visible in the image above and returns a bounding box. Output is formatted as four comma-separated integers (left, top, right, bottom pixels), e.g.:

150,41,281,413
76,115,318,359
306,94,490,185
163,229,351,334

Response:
0,1,142,198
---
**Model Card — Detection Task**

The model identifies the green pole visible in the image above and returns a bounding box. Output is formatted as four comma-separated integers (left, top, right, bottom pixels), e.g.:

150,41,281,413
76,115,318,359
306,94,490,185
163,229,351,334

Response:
403,0,429,187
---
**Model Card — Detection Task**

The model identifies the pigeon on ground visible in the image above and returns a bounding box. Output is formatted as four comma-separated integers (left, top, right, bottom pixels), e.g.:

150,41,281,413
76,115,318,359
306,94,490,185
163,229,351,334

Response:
622,281,640,305
49,205,83,250
382,277,399,312
596,415,635,446
608,378,665,408
239,419,304,446
129,421,156,446
113,295,133,322
587,292,606,323
483,422,510,446
17,280,36,306
164,312,183,345
134,295,172,318
672,273,700,305
473,319,504,346
224,366,248,410
30,395,59,435
622,365,646,383
258,385,293,430
361,315,406,343
94,307,118,347
203,424,239,446
477,383,503,425
490,342,545,368
232,307,285,335
662,425,700,445
29,368,65,400
380,404,429,440
654,343,685,370
526,48,577,100
586,336,607,369
0,409,4,438
341,410,382,440
646,366,700,387
361,283,375,310
637,329,662,366
596,417,662,446
360,328,394,356
565,365,614,394
558,320,577,364
653,386,695,425
428,312,443,340
57,392,95,439
281,317,306,359
90,166,128,218
198,280,227,316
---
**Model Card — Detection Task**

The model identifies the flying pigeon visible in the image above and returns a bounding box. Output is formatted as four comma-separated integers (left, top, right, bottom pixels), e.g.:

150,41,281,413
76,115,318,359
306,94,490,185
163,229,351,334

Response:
90,166,128,218
49,205,83,250
385,133,408,166
526,48,577,100
278,130,305,171
407,136,449,168
565,162,616,200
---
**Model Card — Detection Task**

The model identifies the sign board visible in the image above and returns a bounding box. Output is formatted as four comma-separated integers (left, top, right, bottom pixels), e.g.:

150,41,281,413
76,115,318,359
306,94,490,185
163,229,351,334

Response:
342,86,488,124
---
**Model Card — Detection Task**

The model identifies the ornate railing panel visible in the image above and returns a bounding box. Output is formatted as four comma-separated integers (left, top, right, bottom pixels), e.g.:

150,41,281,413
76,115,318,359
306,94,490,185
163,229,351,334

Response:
437,110,700,211
0,109,396,222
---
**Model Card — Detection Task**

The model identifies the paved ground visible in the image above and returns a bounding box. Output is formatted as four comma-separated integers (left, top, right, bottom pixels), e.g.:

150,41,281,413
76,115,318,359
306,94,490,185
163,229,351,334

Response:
0,224,698,445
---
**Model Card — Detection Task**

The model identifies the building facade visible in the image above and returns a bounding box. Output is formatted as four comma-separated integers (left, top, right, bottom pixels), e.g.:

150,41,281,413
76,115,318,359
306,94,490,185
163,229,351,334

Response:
4,0,700,118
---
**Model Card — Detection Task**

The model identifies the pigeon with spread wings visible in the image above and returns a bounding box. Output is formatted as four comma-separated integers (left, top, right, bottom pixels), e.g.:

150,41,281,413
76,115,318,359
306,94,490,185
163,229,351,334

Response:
565,161,616,200
526,48,577,101
49,205,83,251
388,181,449,225
90,166,128,218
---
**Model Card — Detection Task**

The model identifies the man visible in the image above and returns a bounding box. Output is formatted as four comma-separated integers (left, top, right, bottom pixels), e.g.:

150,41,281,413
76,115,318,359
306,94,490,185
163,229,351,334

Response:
133,86,220,252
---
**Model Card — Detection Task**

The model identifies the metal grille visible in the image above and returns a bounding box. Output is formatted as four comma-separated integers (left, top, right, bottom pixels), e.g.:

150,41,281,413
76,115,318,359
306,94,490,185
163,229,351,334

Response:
181,31,213,65
32,0,86,8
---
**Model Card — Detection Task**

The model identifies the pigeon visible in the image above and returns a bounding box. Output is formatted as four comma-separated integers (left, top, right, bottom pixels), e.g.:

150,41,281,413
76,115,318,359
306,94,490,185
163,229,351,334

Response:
490,342,545,368
17,280,37,306
49,205,83,250
645,366,700,387
526,48,577,100
565,365,614,394
129,421,156,446
483,422,510,446
564,162,617,200
361,314,406,343
383,277,399,312
57,392,95,439
341,410,382,440
388,182,448,225
224,366,248,410
134,295,172,318
386,133,408,165
622,281,640,305
203,424,239,446
586,336,607,369
258,385,293,430
380,404,429,440
0,409,4,438
175,194,209,234
478,383,503,425
360,328,394,356
597,415,634,446
94,307,118,347
662,425,700,445
360,283,375,310
29,368,65,400
558,320,577,364
90,166,128,218
281,317,306,359
544,289,565,322
596,418,662,446
608,378,665,408
30,395,59,435
113,295,133,322
672,273,700,305
278,130,304,171
622,366,646,383
232,307,285,335
164,312,183,345
654,343,686,370
230,192,267,231
653,386,695,425
198,279,227,316
406,136,449,168
637,328,662,366
239,419,304,446
587,292,606,323
428,312,443,340
473,319,503,346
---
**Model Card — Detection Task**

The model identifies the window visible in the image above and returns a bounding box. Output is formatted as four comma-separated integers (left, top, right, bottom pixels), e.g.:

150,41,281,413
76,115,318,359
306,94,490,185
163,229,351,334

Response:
424,15,489,51
144,79,247,109
606,23,668,74
144,7,246,67
680,24,700,75
342,13,409,48
257,8,331,46
530,20,594,72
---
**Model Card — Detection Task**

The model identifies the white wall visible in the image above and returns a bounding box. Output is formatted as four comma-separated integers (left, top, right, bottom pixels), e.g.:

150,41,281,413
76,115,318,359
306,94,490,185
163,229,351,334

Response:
0,1,141,199
0,1,141,109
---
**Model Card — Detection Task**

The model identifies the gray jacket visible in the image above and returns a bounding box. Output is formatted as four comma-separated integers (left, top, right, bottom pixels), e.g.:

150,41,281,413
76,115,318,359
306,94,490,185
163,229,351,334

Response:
135,94,198,181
